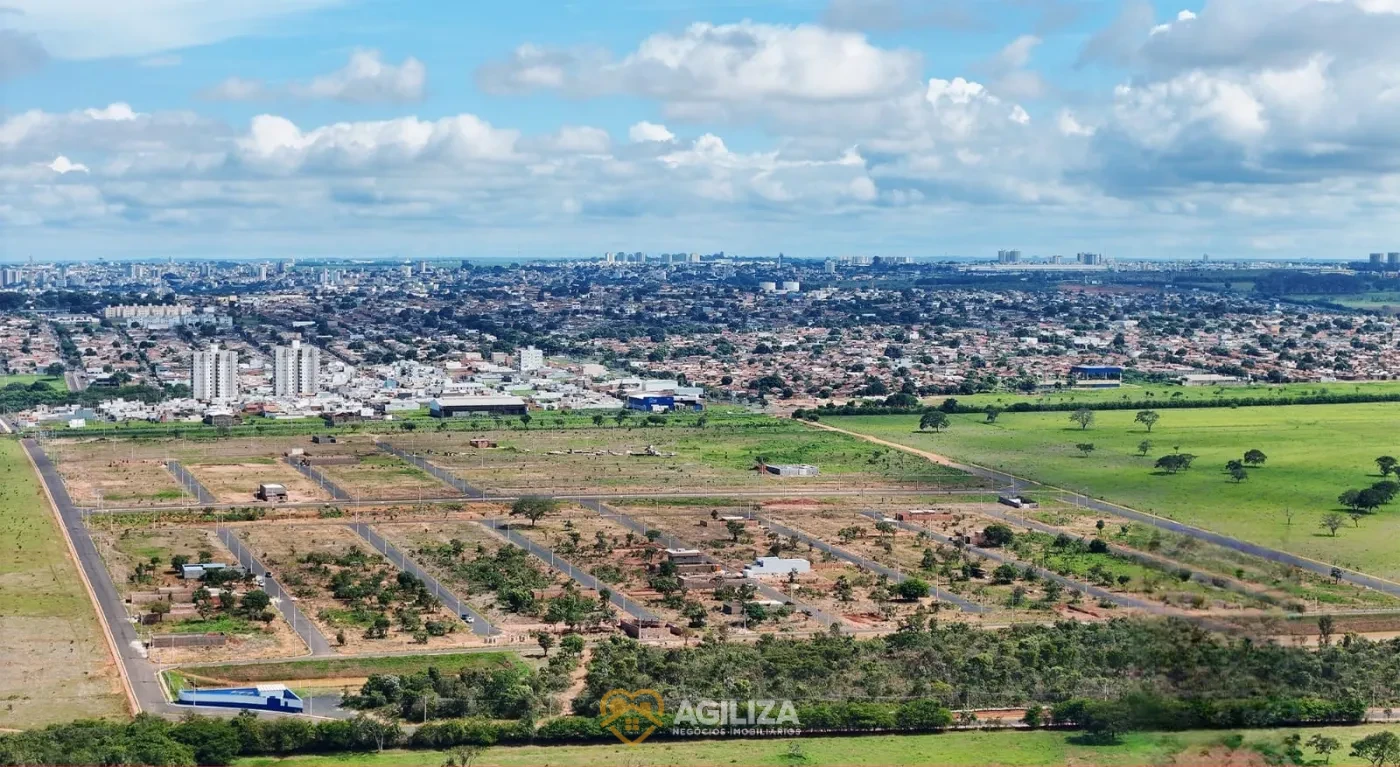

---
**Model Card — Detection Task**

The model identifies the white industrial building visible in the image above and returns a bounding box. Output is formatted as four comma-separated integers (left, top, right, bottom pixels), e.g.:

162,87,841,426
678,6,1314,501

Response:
743,557,811,578
191,342,238,403
273,340,320,397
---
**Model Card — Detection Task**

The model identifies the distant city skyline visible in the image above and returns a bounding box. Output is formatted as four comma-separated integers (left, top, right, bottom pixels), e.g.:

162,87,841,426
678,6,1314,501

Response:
2,0,1398,260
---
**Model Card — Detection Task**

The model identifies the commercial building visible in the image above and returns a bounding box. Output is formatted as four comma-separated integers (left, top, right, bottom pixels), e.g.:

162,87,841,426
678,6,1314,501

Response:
256,483,288,502
742,557,811,578
1069,364,1123,387
429,395,528,418
626,393,704,413
273,340,320,397
765,464,820,477
191,342,238,403
175,684,304,714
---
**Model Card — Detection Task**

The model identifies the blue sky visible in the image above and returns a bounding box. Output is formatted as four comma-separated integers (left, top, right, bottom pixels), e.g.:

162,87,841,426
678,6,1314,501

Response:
2,0,1399,261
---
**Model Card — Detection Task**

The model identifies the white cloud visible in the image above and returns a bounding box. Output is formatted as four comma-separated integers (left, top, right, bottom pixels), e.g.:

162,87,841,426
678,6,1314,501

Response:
291,50,426,103
206,51,425,104
202,77,267,102
47,156,89,174
628,121,675,143
235,113,519,173
1057,109,1096,137
478,21,921,117
83,103,138,121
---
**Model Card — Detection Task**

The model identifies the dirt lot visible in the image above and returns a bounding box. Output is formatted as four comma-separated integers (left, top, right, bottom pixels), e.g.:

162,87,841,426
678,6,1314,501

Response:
238,523,483,654
92,525,307,662
316,454,461,500
54,455,186,506
384,426,974,496
186,459,331,504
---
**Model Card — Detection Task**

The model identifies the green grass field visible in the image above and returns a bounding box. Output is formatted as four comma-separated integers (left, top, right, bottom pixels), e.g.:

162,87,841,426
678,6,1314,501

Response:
828,402,1400,579
0,373,67,391
234,724,1400,767
179,650,523,684
0,440,126,727
930,380,1400,410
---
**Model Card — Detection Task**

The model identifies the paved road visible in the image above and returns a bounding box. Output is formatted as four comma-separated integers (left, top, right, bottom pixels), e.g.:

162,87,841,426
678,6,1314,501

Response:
166,460,216,505
65,369,87,392
816,422,1400,602
756,515,984,613
345,522,499,636
20,438,177,715
215,528,336,656
576,499,845,628
285,457,354,501
479,518,663,622
375,441,479,497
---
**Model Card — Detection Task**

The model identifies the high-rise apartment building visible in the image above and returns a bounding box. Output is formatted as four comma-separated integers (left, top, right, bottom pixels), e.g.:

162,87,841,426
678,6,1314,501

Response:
273,340,320,397
192,342,238,403
519,346,545,372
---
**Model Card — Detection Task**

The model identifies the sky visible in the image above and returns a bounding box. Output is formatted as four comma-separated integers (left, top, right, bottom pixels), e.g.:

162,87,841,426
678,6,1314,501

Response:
2,0,1399,262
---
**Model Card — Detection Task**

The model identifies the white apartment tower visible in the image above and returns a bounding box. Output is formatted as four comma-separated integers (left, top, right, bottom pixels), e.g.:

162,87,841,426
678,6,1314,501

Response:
518,346,545,373
273,340,320,397
192,343,238,403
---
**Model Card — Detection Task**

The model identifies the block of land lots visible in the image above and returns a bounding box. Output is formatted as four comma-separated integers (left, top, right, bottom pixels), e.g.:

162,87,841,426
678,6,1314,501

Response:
377,519,579,639
90,525,306,663
385,420,983,496
313,454,460,500
237,523,480,653
47,438,187,506
827,403,1400,580
184,458,331,504
0,440,127,728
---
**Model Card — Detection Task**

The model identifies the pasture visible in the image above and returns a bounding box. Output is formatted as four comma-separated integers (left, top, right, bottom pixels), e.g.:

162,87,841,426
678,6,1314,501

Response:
828,402,1400,579
0,440,126,728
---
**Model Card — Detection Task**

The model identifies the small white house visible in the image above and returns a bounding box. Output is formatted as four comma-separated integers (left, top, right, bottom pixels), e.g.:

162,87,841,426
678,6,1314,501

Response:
743,557,811,578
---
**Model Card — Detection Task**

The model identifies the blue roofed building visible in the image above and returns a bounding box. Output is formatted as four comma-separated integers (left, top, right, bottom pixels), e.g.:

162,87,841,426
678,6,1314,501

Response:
1069,365,1123,388
176,684,304,713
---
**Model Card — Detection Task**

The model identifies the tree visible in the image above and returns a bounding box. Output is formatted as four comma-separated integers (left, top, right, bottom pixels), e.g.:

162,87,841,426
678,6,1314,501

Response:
919,411,949,432
591,414,605,427
725,519,746,542
1229,465,1248,483
1070,409,1095,430
170,554,190,571
895,578,929,601
1243,449,1267,467
1351,732,1400,767
240,590,271,614
984,406,1001,424
1318,614,1336,646
443,744,485,767
981,524,1014,548
1378,456,1399,477
1076,443,1096,458
510,495,559,526
1340,489,1363,512
1137,440,1153,457
148,600,172,622
1321,512,1346,537
1134,410,1160,432
1308,734,1340,764
534,631,555,657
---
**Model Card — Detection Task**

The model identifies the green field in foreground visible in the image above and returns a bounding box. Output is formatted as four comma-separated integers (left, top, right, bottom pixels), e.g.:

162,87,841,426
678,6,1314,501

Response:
929,380,1400,410
180,651,524,684
827,402,1400,579
0,440,125,727
236,725,1400,767
0,373,67,390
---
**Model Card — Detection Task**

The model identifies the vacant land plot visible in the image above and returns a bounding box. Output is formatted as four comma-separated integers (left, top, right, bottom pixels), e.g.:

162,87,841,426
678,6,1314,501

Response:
388,422,981,495
0,440,126,728
48,441,187,506
239,523,477,653
186,459,331,504
938,380,1400,410
91,525,304,662
316,454,460,500
0,374,67,390
232,724,1400,767
829,404,1400,580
